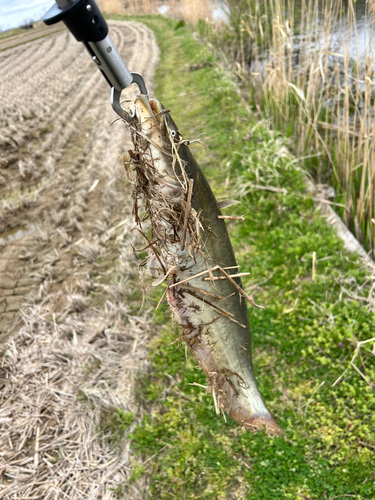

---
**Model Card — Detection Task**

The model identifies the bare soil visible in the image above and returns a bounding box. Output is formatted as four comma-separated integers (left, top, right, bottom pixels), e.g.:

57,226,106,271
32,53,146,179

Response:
0,22,65,51
0,21,159,498
0,20,158,345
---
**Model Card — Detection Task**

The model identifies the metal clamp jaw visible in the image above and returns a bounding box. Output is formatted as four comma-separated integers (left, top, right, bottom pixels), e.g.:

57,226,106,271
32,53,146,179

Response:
43,0,147,123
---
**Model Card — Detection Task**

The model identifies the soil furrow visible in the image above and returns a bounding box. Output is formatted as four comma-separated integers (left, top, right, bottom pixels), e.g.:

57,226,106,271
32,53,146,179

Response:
0,24,65,52
0,22,160,497
0,19,158,345
0,33,62,83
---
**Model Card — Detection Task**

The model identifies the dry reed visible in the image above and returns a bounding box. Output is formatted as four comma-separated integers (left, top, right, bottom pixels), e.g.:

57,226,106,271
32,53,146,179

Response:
209,0,375,255
98,0,213,25
97,0,126,14
168,0,213,24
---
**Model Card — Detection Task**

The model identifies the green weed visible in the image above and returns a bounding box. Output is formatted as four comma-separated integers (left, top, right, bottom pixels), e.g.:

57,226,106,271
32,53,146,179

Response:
100,408,134,446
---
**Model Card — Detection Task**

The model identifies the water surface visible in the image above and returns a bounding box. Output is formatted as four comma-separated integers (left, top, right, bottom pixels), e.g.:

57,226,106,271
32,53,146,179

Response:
0,224,36,245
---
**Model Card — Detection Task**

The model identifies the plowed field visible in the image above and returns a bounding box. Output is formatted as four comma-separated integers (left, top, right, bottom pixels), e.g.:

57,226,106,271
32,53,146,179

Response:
0,21,158,342
0,21,159,498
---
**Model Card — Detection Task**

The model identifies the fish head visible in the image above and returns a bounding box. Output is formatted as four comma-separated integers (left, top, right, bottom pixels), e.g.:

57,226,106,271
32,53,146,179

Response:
132,95,181,149
132,95,184,197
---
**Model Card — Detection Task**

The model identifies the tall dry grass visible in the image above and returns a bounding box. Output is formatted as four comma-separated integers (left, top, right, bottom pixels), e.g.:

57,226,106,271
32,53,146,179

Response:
97,0,159,15
98,0,212,24
97,0,126,14
206,0,375,255
167,0,213,24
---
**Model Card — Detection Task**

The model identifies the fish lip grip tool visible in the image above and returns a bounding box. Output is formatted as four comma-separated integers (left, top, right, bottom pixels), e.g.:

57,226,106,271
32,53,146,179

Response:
43,0,148,123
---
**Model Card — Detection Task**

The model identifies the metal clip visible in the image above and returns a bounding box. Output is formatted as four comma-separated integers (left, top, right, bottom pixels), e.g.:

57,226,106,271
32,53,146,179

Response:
111,73,148,124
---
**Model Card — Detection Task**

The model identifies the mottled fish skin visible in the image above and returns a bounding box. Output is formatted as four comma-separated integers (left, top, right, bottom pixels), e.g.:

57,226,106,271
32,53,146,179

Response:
132,95,283,435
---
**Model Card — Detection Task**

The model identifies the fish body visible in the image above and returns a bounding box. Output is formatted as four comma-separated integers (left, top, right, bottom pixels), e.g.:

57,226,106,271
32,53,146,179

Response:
129,95,283,435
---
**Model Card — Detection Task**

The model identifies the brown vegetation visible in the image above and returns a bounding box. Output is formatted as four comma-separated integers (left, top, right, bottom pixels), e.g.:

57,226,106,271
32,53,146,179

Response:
206,0,375,255
98,0,213,24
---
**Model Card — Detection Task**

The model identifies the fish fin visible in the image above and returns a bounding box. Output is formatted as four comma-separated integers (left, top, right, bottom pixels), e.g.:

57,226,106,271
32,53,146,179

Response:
240,415,285,436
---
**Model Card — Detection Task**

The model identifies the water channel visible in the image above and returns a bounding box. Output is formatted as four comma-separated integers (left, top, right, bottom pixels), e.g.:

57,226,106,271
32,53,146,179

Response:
334,0,375,62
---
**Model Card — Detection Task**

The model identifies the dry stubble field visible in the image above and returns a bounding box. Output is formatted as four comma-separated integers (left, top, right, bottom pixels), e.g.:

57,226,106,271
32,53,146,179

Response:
0,21,159,498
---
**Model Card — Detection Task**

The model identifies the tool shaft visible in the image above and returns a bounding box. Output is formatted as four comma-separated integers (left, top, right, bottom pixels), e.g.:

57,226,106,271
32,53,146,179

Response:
87,35,133,91
43,0,148,121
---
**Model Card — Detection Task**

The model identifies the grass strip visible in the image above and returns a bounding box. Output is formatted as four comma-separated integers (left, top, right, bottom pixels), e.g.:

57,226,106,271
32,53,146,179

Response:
104,15,375,499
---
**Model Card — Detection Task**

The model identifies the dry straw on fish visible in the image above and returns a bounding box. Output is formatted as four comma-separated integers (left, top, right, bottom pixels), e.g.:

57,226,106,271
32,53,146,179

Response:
122,93,260,318
125,109,209,294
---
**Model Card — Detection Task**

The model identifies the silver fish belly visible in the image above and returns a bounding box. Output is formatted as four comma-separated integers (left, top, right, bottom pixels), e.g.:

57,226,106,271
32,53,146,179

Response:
127,95,283,435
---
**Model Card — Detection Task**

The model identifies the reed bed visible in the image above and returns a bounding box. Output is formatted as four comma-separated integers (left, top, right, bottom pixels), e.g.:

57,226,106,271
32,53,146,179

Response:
97,0,126,14
98,0,157,15
203,0,375,255
99,0,213,24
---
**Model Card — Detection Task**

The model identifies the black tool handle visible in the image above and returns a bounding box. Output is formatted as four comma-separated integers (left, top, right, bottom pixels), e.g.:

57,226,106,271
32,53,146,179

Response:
43,0,108,42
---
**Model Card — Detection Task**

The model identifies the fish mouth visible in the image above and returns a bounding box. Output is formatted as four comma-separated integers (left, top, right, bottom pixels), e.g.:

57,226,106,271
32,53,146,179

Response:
131,95,183,197
133,95,167,135
132,95,180,145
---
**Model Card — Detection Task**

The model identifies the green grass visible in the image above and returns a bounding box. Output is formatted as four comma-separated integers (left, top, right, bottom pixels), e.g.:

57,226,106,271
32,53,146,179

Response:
0,27,25,40
104,15,375,499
